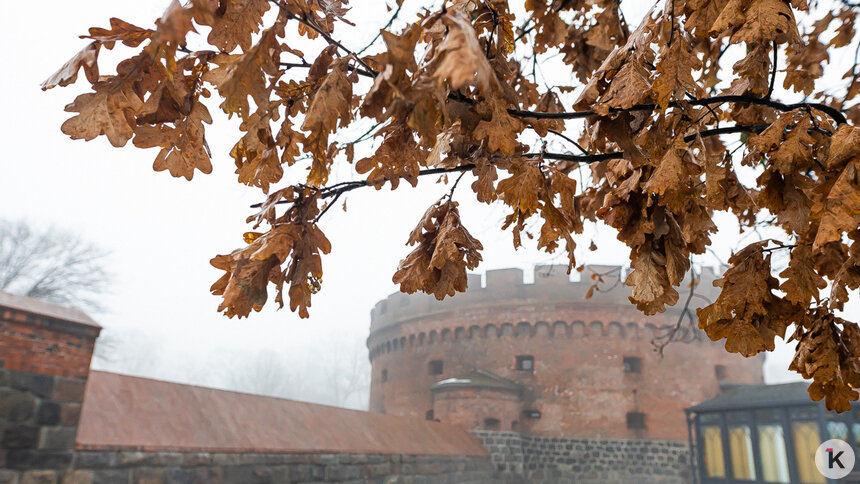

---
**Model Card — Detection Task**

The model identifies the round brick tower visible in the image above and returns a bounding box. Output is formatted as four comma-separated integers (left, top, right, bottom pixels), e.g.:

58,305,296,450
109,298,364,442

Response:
367,265,764,442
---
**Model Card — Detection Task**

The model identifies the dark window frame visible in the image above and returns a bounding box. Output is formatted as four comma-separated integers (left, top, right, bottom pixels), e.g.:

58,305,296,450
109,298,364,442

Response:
484,417,501,430
516,355,535,371
428,360,443,375
627,412,646,429
623,356,642,374
381,369,388,383
523,410,542,419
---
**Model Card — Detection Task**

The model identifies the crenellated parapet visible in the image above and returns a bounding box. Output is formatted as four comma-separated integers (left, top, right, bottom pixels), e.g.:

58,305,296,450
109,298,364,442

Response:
369,264,722,336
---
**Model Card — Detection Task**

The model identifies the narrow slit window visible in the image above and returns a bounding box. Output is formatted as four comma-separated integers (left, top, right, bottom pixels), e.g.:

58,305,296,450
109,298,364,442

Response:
523,410,542,419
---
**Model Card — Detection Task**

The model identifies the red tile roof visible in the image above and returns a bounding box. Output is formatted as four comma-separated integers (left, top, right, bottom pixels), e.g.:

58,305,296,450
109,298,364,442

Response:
0,291,100,329
76,371,488,456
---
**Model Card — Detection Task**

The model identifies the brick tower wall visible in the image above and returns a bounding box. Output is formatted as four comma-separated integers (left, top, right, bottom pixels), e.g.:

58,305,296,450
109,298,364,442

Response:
367,265,765,442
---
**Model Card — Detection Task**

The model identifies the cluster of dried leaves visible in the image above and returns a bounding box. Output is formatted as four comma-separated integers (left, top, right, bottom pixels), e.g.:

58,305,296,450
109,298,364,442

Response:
45,0,860,410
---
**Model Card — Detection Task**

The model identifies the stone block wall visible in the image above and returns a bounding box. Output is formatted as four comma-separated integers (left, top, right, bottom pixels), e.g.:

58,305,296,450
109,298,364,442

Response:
2,451,497,484
472,431,692,484
0,368,88,476
0,295,100,484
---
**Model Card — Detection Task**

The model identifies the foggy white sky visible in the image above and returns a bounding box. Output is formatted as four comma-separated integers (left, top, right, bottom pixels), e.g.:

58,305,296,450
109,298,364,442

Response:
1,0,856,400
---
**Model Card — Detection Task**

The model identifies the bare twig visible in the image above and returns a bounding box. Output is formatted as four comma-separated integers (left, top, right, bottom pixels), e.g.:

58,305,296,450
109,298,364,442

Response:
766,41,778,100
356,2,405,55
271,0,378,76
546,128,589,155
446,171,468,200
653,263,697,357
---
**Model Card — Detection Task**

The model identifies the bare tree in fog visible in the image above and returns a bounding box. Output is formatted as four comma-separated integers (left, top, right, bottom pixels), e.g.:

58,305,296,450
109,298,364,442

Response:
322,335,370,409
225,350,297,398
212,335,370,410
0,219,111,313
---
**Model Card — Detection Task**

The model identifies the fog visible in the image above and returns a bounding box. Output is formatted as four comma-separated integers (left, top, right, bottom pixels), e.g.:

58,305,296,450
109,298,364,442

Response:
2,0,858,410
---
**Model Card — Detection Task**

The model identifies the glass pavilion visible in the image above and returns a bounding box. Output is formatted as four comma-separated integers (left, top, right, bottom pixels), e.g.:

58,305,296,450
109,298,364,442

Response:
686,382,860,484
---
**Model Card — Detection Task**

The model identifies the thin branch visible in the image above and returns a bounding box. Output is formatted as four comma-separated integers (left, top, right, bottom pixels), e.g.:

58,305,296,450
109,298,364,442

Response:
507,95,848,125
271,0,378,76
314,190,343,223
668,0,676,47
484,2,499,58
356,2,404,55
653,264,698,357
446,171,468,200
252,123,771,209
762,243,798,253
546,128,589,155
514,20,534,43
281,60,375,78
766,41,778,100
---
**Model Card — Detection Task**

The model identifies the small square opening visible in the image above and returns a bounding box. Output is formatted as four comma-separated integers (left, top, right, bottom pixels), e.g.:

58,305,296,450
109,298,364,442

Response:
428,360,443,375
516,355,535,371
623,356,642,374
627,412,646,429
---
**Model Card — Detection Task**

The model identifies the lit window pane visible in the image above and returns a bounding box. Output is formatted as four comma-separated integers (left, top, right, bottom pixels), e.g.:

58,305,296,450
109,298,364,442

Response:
702,425,726,478
758,424,789,483
828,421,848,440
729,425,756,480
792,422,825,484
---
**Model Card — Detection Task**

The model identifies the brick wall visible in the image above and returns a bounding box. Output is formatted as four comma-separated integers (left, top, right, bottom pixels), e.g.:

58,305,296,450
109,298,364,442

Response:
0,294,100,484
433,387,522,431
0,303,99,379
473,430,692,484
